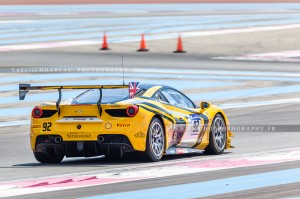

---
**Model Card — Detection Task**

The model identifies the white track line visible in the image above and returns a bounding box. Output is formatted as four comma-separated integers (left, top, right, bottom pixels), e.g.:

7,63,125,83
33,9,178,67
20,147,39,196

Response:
3,147,300,183
131,68,300,77
0,40,98,52
1,24,300,52
0,120,30,127
0,20,35,24
213,50,300,62
0,147,300,198
220,98,300,109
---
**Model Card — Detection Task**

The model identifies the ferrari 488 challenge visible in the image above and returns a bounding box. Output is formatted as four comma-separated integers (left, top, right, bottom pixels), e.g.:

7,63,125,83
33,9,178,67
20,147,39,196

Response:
19,82,233,163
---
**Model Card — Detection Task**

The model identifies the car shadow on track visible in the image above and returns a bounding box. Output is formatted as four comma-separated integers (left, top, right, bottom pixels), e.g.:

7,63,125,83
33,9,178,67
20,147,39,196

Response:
11,151,232,168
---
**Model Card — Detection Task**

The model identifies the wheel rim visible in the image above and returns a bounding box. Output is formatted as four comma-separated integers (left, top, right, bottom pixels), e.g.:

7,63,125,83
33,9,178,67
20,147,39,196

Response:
212,117,226,151
150,121,164,157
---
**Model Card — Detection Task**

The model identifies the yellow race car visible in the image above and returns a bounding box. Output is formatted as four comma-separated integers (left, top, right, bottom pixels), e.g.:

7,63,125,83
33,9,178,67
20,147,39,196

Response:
19,82,233,163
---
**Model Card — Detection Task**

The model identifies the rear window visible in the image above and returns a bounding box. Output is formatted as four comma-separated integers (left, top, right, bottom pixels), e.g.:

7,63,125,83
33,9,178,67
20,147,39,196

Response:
72,88,129,104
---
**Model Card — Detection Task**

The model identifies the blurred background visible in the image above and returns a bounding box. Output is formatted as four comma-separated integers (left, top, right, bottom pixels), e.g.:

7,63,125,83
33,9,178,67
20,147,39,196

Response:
1,0,300,198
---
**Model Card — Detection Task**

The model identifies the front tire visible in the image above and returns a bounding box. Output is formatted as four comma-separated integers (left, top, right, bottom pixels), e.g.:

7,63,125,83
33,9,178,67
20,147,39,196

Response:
144,117,165,162
33,152,64,163
205,114,227,155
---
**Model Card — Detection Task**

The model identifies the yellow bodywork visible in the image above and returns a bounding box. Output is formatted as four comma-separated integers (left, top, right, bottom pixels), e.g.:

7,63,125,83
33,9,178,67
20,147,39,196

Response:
30,86,233,154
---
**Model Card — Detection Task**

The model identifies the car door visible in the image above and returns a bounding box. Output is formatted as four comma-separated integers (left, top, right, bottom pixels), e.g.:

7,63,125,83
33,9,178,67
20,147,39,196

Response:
152,90,185,147
160,88,204,148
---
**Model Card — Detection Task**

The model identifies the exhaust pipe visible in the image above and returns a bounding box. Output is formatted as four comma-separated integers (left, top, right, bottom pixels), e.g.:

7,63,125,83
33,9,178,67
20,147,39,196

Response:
54,136,62,144
98,136,104,143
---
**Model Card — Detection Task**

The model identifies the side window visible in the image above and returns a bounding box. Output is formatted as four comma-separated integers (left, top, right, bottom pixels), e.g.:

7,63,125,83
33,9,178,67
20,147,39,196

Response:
154,91,168,103
161,89,194,108
161,90,177,105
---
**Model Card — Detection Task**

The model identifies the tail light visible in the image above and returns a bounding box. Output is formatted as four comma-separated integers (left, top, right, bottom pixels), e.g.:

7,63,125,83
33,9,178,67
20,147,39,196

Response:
32,106,43,118
126,105,139,117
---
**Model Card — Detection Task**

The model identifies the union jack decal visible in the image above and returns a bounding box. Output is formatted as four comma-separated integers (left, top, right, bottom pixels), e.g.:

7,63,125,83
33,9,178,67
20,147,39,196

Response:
129,82,140,99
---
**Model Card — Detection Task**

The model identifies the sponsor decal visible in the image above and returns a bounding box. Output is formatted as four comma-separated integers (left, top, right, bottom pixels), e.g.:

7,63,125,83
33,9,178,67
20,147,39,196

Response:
71,117,95,121
117,123,130,127
176,148,188,154
67,132,91,139
169,150,176,154
129,82,140,99
74,118,84,121
134,131,145,138
105,122,112,129
32,125,41,128
189,114,201,135
56,117,102,123
171,118,186,146
64,117,85,121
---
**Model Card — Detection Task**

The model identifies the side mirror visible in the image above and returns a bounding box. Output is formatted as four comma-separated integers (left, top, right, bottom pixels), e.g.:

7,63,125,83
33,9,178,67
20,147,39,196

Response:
200,101,211,109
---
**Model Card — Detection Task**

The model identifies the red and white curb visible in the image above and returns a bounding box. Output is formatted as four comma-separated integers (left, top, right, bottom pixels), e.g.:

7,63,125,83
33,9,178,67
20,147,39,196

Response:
213,50,300,62
1,148,300,198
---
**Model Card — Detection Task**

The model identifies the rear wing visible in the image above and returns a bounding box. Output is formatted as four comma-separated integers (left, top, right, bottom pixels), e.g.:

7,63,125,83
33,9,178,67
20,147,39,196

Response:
19,84,129,116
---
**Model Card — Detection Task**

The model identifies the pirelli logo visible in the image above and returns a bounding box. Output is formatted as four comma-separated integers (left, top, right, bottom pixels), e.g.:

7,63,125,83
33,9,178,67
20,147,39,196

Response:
117,123,130,127
32,125,41,129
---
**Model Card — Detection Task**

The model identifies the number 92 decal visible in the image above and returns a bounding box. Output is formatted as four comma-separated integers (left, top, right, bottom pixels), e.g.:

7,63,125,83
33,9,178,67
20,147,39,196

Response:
42,122,52,131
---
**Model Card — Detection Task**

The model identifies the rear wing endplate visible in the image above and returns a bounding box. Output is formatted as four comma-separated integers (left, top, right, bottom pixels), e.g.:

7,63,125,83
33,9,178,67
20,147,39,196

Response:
19,84,129,116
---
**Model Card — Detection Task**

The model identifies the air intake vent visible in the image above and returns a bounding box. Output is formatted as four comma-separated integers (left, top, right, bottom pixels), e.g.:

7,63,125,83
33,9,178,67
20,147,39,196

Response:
105,109,129,117
40,110,57,118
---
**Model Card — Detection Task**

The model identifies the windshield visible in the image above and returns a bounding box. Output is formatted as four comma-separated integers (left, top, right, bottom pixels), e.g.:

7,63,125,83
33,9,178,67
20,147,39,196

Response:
72,88,129,104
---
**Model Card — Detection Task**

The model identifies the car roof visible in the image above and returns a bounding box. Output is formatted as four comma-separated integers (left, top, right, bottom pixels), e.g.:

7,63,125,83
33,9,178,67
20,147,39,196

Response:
139,83,176,90
139,83,197,107
139,83,164,90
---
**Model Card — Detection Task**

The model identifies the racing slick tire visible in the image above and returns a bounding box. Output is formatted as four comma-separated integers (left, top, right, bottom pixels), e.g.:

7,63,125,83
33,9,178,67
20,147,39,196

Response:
144,117,165,162
205,114,227,155
33,152,64,164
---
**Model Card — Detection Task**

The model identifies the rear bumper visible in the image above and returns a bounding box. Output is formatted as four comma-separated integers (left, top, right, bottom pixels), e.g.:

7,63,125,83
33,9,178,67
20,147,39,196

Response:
29,108,151,152
35,134,135,157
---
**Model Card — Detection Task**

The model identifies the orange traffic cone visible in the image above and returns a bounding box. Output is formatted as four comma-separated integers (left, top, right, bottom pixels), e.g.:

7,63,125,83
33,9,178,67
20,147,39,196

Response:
100,32,110,50
174,34,186,53
137,34,149,52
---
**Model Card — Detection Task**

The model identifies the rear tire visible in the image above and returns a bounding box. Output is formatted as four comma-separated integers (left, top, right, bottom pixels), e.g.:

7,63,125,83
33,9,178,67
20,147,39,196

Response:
33,152,64,163
144,117,165,162
205,114,227,155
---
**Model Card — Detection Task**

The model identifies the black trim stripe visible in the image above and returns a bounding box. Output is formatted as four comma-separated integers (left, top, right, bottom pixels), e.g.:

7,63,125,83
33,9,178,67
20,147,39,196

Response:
139,105,174,124
140,102,173,117
141,101,209,147
172,106,197,114
139,96,197,114
200,114,209,124
192,114,209,148
140,100,210,148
